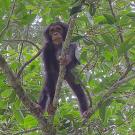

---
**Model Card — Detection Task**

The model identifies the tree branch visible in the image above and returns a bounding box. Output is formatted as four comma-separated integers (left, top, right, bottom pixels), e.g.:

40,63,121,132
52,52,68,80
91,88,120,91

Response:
53,14,77,108
86,73,135,120
17,48,43,78
4,39,40,50
0,54,51,134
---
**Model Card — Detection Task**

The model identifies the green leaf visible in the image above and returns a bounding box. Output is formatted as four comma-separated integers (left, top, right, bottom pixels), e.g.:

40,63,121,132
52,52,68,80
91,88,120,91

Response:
80,50,87,64
118,32,135,55
118,15,130,26
83,38,93,45
104,50,113,62
103,14,115,24
95,16,107,24
127,12,135,17
99,98,112,122
24,115,38,128
131,119,135,130
101,34,114,45
1,89,12,97
99,104,106,122
0,109,6,115
14,3,26,17
0,100,7,109
0,0,10,9
8,91,16,103
21,14,36,25
72,35,83,42
14,110,24,123
30,64,36,71
115,99,126,104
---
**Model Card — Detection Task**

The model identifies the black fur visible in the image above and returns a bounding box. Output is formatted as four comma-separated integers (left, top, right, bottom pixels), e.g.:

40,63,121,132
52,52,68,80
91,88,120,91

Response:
39,22,89,114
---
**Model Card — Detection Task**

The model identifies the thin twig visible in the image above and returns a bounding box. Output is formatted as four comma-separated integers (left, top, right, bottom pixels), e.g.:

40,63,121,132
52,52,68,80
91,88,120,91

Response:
0,0,16,37
118,63,133,80
13,127,41,135
4,39,40,50
80,46,98,73
103,111,135,133
108,0,130,66
17,48,43,78
87,73,135,120
18,25,30,62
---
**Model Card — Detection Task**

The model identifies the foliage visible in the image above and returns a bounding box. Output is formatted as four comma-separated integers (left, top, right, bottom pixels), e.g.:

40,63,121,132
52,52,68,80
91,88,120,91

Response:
0,0,135,134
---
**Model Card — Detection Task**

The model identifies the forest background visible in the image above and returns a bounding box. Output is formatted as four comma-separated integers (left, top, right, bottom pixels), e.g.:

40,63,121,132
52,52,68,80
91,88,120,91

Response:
0,0,135,135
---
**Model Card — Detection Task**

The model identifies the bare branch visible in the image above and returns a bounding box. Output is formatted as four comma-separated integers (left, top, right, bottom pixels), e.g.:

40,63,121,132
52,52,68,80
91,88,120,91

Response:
4,39,40,50
18,25,30,62
17,48,43,78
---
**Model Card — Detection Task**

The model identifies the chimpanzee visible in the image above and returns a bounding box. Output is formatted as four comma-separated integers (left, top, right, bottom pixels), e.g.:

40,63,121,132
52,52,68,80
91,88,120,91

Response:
39,22,89,117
